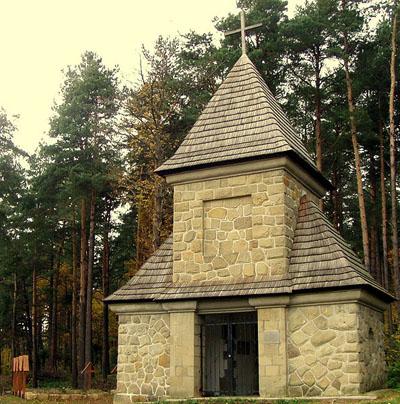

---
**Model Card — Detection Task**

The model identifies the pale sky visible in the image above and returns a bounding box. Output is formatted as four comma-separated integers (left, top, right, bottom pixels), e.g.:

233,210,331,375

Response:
0,0,302,155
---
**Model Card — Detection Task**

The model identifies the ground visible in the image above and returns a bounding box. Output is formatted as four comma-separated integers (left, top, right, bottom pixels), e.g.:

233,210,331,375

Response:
1,390,400,404
0,395,113,403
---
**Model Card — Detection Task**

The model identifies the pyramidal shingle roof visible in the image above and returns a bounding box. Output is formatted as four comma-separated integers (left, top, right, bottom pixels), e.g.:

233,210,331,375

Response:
105,196,392,303
156,54,325,186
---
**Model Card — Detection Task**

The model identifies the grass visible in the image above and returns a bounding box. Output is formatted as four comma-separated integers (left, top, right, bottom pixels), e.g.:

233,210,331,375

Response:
30,380,72,390
1,389,400,404
0,373,113,403
0,395,113,403
164,392,400,404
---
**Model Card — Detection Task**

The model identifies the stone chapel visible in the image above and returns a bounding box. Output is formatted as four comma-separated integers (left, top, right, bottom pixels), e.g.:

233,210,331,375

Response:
106,50,393,402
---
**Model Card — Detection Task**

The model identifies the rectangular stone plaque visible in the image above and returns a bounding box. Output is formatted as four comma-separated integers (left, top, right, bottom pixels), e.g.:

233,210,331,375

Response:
263,330,280,344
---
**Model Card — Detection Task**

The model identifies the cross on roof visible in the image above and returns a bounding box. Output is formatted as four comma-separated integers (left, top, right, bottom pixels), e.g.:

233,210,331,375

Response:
224,10,262,55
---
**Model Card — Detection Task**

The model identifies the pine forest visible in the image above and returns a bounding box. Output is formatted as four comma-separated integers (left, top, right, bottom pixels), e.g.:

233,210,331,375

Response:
1,0,400,389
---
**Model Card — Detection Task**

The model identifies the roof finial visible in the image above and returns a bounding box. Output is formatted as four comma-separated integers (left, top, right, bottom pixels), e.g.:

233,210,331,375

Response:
224,9,262,55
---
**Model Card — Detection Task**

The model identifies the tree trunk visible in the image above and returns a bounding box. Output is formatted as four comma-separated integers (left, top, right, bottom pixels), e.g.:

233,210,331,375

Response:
342,19,370,272
375,230,383,285
48,254,54,365
72,206,78,388
153,177,164,251
136,165,144,271
314,47,324,211
78,198,87,388
370,199,378,280
102,204,111,383
49,234,65,375
379,96,393,336
332,168,340,230
136,203,143,271
36,308,43,372
315,63,322,173
84,189,96,389
389,11,400,316
152,127,166,251
11,273,17,358
32,263,38,388
369,152,378,281
22,282,32,356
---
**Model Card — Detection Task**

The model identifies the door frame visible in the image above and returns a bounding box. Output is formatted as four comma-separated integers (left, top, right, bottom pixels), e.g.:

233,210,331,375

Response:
200,311,259,396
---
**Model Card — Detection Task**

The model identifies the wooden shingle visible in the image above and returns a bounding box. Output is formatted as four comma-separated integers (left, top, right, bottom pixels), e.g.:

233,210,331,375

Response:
289,195,389,296
105,237,173,302
155,54,329,190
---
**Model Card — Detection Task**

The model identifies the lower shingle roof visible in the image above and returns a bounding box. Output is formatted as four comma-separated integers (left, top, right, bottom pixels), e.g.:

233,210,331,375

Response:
105,196,392,304
289,196,389,296
107,240,173,301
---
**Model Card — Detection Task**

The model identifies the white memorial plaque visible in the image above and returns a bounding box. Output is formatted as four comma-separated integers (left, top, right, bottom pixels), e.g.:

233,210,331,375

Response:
263,330,280,344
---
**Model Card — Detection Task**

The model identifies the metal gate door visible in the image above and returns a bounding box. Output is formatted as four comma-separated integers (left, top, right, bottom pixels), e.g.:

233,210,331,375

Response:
200,312,258,396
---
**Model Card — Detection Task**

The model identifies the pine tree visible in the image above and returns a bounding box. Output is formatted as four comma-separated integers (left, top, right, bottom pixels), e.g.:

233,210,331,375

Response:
49,51,120,387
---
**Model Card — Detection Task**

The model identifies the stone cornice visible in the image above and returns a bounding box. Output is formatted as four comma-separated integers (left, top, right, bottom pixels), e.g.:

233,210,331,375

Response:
165,156,328,198
289,289,388,312
197,298,253,314
108,302,166,314
249,295,290,308
108,289,388,315
162,301,197,313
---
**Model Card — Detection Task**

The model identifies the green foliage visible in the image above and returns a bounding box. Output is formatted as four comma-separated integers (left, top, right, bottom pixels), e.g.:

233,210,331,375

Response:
385,321,400,389
49,51,121,203
31,379,72,390
0,51,125,383
388,361,400,389
110,208,137,284
0,108,25,156
0,107,27,355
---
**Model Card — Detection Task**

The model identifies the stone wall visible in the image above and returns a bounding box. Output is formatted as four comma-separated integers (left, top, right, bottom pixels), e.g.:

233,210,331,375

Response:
203,195,253,279
173,169,304,282
287,303,386,397
115,313,170,403
112,300,387,402
169,311,201,398
258,306,287,396
358,305,387,392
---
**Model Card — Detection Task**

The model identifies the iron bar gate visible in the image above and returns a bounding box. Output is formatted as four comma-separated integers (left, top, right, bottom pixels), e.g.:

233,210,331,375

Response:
200,312,258,396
